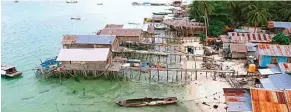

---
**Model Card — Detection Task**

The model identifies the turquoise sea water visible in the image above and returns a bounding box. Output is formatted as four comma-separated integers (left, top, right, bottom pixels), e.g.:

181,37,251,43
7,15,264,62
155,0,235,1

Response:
1,1,196,112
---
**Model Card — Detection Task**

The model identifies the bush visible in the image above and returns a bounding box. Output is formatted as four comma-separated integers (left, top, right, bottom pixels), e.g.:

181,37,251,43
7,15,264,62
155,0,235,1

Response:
271,33,291,45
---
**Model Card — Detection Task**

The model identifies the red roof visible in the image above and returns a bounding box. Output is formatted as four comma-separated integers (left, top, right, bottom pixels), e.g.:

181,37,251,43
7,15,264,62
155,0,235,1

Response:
251,89,289,112
257,44,291,57
230,44,247,53
100,28,142,37
228,32,275,43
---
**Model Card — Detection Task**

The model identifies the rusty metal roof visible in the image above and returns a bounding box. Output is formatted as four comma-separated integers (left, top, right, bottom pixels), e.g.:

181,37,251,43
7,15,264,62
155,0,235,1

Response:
284,90,291,112
228,32,275,43
223,88,253,112
62,35,77,44
250,89,289,112
104,24,123,28
100,28,142,37
230,44,247,53
257,44,291,57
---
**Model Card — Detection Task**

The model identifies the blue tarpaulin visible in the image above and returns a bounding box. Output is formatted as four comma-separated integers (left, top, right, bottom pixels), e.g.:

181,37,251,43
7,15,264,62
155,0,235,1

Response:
261,56,271,68
277,57,287,63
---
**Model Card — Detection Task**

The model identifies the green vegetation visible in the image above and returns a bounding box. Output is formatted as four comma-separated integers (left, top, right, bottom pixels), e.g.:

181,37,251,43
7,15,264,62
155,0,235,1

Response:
271,33,291,45
189,1,291,37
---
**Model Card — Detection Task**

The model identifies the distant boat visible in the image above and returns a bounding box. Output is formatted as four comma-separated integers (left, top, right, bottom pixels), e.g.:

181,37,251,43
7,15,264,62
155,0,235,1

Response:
97,3,103,5
14,0,19,3
132,2,140,6
66,0,78,3
71,17,81,20
128,22,140,25
1,64,22,78
115,97,178,107
153,12,169,15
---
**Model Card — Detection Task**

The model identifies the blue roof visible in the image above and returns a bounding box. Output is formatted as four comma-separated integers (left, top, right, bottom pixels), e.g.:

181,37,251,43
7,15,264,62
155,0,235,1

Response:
273,22,291,28
75,35,116,45
261,74,291,89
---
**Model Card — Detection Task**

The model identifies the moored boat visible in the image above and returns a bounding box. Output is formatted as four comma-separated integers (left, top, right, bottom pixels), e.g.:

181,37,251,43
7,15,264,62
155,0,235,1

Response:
1,64,22,78
115,97,177,107
14,0,19,3
153,12,169,15
71,17,81,20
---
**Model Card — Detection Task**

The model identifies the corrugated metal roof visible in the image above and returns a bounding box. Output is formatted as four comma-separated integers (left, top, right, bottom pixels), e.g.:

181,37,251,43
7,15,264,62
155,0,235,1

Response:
284,90,291,112
62,35,77,44
100,28,142,37
258,69,274,75
228,32,275,43
234,29,249,33
104,24,123,28
272,21,291,28
163,19,204,28
260,78,276,89
122,23,148,32
250,89,289,112
223,88,253,112
279,63,291,74
257,44,291,57
230,44,247,52
268,74,291,89
56,48,110,61
75,35,116,45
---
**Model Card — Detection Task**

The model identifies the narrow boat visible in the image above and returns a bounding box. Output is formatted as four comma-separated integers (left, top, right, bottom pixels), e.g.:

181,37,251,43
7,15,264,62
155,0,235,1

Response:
1,64,22,78
153,12,168,15
97,3,103,5
66,0,78,3
115,97,177,107
132,2,140,6
71,17,81,20
14,0,19,3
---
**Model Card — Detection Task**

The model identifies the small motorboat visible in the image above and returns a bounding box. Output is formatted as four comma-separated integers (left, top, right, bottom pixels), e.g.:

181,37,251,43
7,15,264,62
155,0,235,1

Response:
1,64,22,78
153,12,168,15
115,97,177,107
71,17,81,20
66,0,78,3
97,3,103,5
14,0,19,3
132,2,140,6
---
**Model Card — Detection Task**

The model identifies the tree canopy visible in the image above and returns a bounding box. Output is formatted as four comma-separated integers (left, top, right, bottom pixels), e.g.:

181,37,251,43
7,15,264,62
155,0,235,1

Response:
189,1,291,37
271,33,291,45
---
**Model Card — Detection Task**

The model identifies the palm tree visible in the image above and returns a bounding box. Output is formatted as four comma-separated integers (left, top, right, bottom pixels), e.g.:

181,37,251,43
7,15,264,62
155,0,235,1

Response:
241,1,271,32
189,1,214,39
277,2,291,22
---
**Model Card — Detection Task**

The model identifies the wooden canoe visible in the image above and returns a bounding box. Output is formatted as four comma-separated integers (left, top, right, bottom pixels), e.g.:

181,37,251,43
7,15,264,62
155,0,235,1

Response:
115,97,177,107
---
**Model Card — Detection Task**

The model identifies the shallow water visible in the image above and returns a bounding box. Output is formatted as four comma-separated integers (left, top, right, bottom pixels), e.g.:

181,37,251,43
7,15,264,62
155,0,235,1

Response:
1,0,197,112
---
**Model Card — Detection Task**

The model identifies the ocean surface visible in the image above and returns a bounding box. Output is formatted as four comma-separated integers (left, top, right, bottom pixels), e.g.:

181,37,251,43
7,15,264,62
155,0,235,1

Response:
1,0,197,112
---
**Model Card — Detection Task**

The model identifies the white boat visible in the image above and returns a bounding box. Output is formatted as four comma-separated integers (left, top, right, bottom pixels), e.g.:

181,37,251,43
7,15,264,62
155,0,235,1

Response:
1,64,22,78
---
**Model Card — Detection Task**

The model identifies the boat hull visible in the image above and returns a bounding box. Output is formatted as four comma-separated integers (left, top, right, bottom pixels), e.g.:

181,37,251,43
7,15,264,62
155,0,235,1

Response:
116,97,177,107
1,72,22,78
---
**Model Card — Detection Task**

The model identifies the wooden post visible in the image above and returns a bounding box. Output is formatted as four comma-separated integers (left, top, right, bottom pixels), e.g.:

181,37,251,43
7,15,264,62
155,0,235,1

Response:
195,71,197,80
166,65,169,82
158,69,160,82
176,70,178,82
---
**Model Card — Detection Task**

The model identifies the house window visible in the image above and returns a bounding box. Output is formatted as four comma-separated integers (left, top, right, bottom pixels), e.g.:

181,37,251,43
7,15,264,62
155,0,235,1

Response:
271,57,277,64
